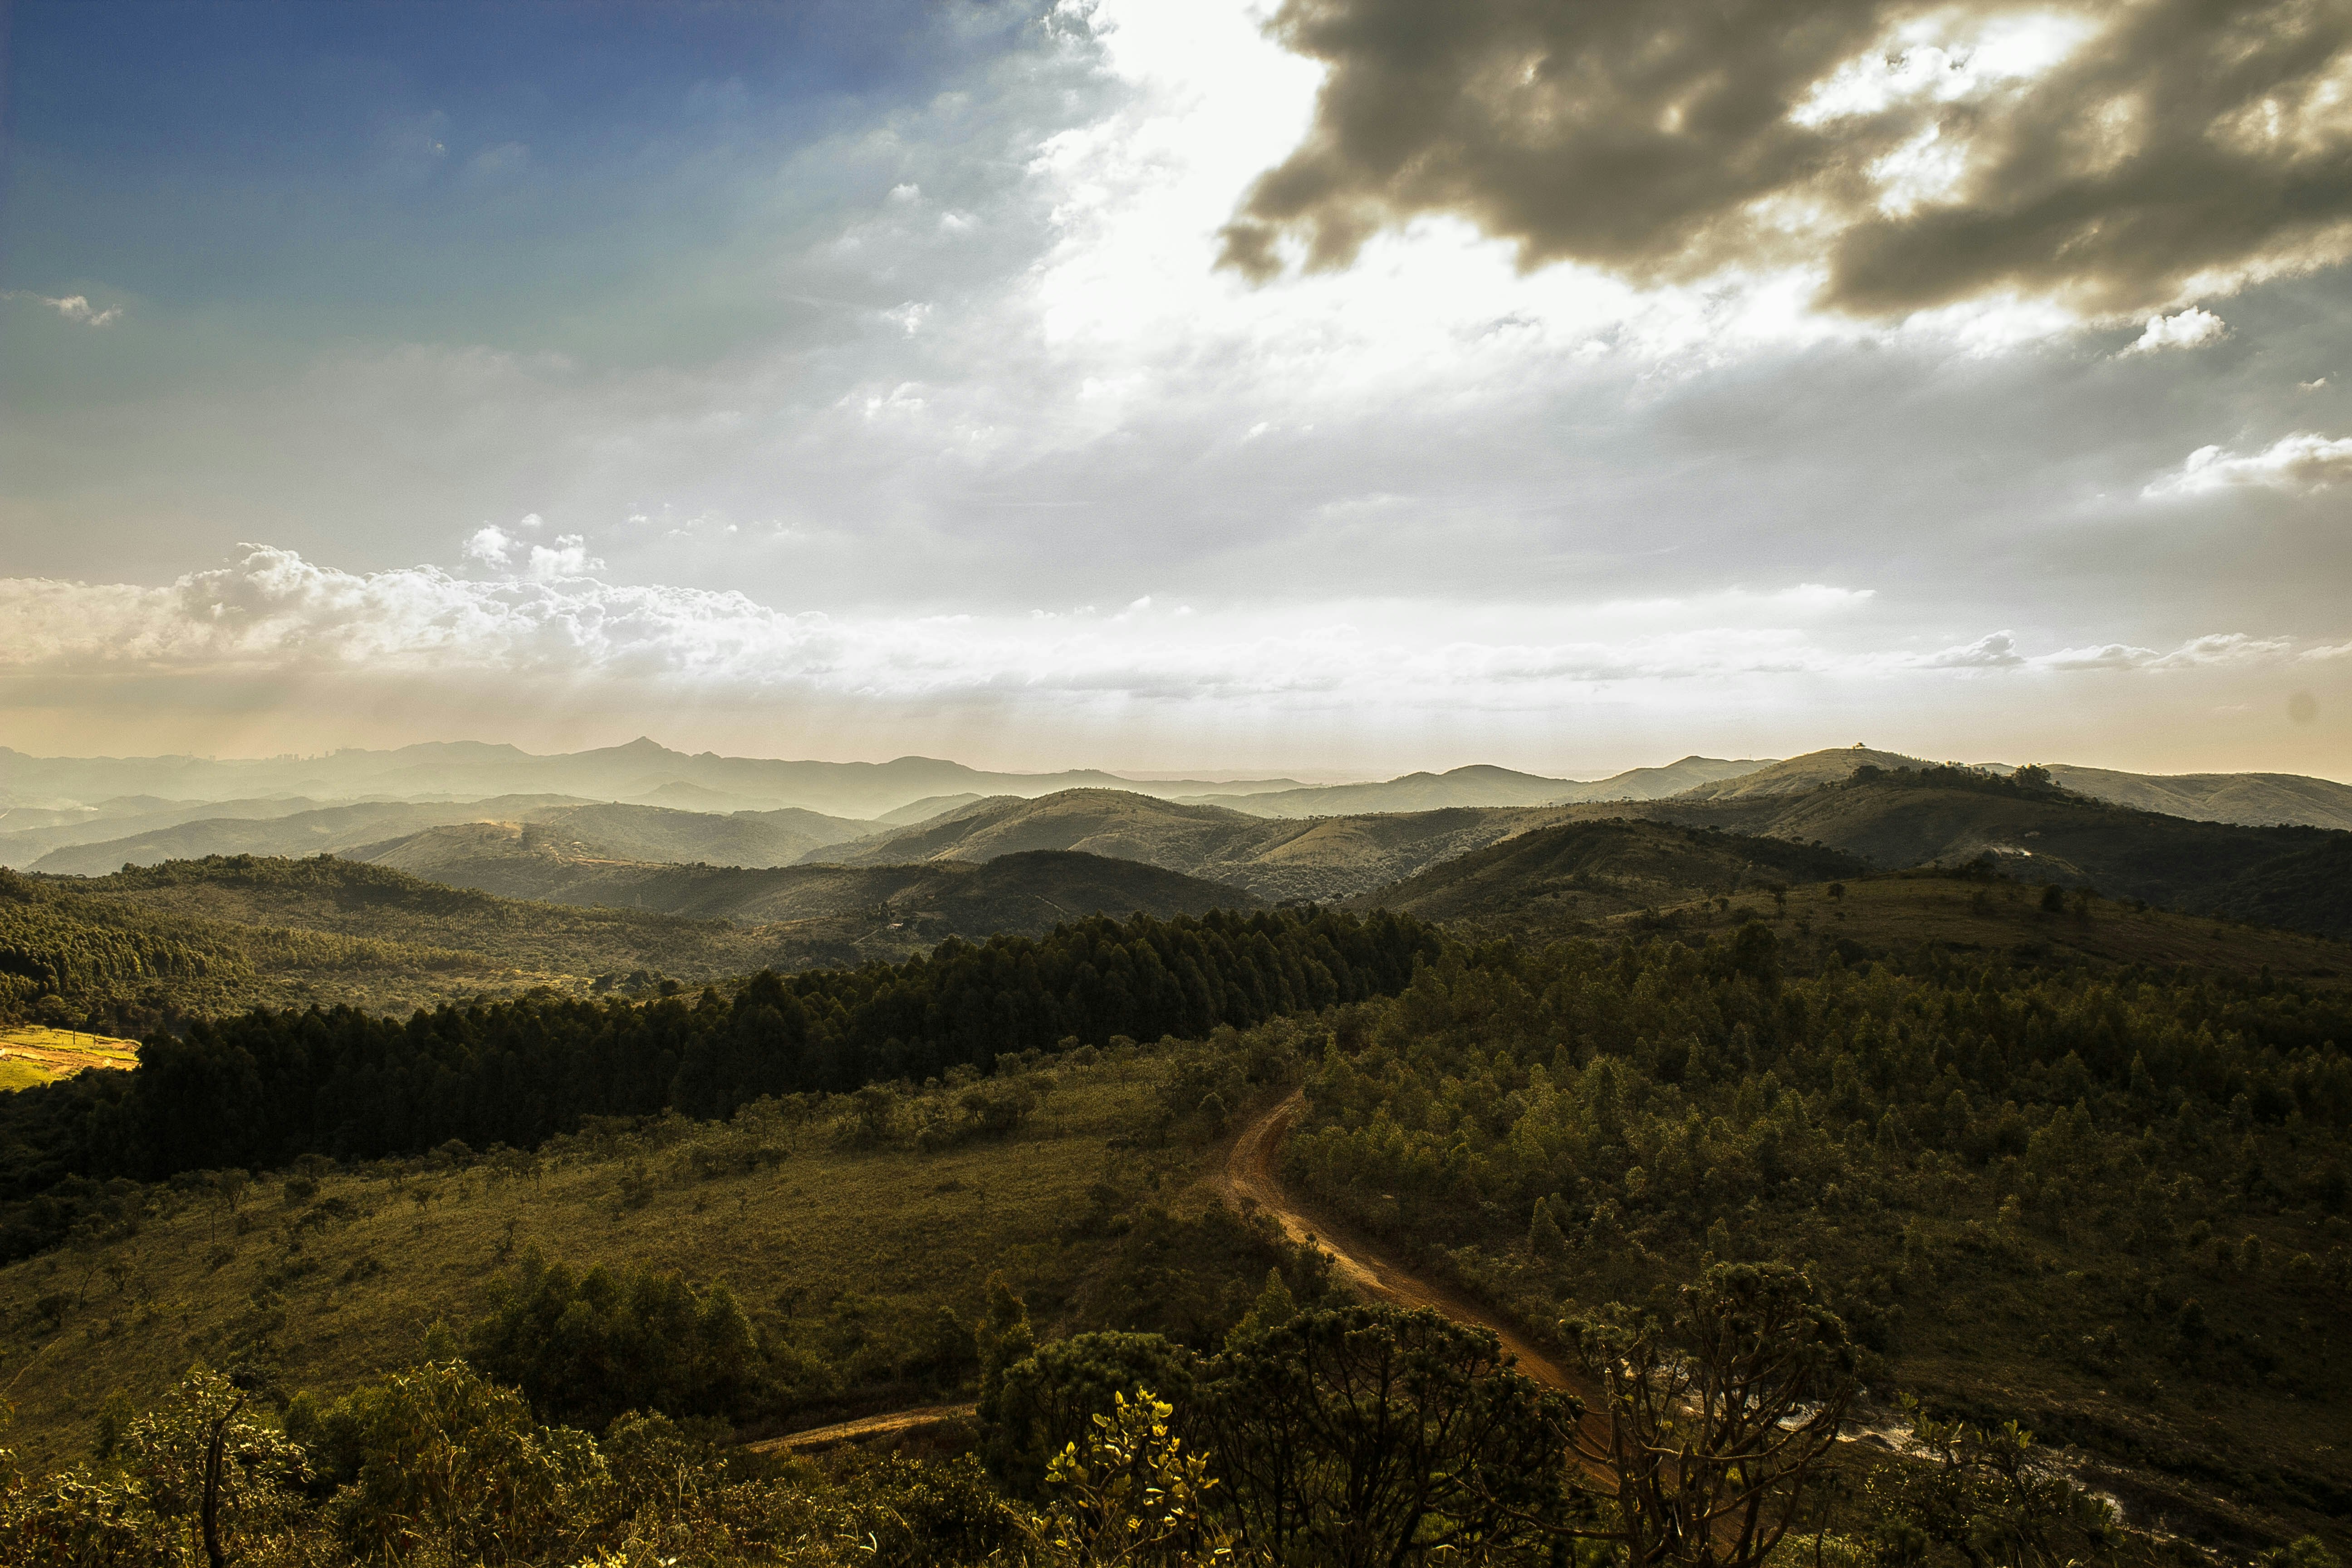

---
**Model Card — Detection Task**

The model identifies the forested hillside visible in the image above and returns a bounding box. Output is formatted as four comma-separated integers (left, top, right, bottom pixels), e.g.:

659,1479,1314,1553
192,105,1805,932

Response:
353,826,1259,928
1595,765,2352,940
5,852,1279,1037
0,905,1434,1256
826,787,1572,900
6,919,2347,1565
0,860,858,1029
0,866,520,1027
1354,818,1865,931
10,762,2352,1567
1277,928,2352,1544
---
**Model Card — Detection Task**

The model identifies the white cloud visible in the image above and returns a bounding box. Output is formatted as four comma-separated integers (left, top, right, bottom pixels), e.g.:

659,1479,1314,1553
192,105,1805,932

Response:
2143,432,2352,496
2124,308,2229,354
5,291,122,327
1918,631,2025,668
464,525,516,566
2033,632,2291,670
1904,629,2293,673
525,534,603,580
0,549,2314,717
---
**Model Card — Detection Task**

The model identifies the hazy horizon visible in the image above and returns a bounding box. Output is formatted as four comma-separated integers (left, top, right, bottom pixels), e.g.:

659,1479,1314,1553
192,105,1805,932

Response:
3,731,2347,794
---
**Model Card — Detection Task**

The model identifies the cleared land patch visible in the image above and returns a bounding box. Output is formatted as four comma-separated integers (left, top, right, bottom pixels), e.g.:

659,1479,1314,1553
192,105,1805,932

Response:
0,1024,140,1089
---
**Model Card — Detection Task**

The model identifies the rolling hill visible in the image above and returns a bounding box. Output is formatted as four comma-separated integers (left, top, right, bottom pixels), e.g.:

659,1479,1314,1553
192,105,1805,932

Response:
810,788,1573,901
18,843,1265,1026
2043,764,2352,831
24,798,872,876
1184,756,1774,817
504,802,870,866
1342,810,2352,985
872,791,990,825
1662,746,2352,833
1352,818,1865,929
24,795,591,874
350,821,1259,929
1601,761,2352,939
0,738,1309,820
0,794,385,868
0,862,614,1023
1665,745,1929,799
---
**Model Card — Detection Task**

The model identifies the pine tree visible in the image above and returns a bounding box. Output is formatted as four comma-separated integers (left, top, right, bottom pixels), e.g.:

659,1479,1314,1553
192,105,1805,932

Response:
1234,1268,1298,1338
1529,1196,1568,1259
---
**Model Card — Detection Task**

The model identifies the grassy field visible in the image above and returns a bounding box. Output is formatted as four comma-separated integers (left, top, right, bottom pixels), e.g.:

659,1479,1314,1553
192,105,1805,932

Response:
0,1058,49,1092
0,1044,1240,1471
0,1025,142,1090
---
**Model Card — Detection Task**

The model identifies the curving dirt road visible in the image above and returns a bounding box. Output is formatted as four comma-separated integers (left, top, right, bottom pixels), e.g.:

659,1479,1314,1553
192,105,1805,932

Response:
1216,1089,1592,1401
750,1091,1609,1462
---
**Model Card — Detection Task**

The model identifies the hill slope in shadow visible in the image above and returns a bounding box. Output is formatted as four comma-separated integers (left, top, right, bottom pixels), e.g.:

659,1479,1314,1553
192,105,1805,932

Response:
1609,764,2352,940
354,821,1259,933
1352,819,1865,931
811,788,1570,901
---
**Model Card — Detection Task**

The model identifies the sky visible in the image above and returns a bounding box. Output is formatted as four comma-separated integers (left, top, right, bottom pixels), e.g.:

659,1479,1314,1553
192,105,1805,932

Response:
3,0,2351,780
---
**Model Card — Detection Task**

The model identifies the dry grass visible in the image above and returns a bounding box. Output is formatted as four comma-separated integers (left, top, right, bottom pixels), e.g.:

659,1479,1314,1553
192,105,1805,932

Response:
0,1049,1211,1470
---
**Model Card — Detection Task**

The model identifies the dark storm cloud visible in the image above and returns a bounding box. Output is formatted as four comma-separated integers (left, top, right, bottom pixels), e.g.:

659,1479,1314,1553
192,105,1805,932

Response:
1219,0,2352,316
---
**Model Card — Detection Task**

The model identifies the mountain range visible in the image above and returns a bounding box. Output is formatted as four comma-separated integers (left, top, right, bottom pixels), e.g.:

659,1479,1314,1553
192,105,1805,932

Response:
0,739,1308,820
13,742,2352,945
1175,756,1773,816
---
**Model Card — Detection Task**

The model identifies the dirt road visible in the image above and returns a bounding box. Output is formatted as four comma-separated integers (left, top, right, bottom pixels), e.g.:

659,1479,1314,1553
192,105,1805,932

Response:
750,1092,1608,1464
745,1402,978,1455
1216,1089,1591,1400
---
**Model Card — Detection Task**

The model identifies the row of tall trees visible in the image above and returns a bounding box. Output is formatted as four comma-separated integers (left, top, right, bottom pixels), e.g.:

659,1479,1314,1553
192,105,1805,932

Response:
0,907,1436,1257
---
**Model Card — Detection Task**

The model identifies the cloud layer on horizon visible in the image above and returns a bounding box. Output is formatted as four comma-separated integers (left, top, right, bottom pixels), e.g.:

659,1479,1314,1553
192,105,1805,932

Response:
0,545,2324,703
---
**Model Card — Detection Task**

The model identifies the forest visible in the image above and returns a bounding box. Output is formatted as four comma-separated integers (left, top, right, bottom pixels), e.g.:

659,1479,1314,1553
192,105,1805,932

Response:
4,878,2350,1564
0,905,1435,1258
1274,924,2352,1538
